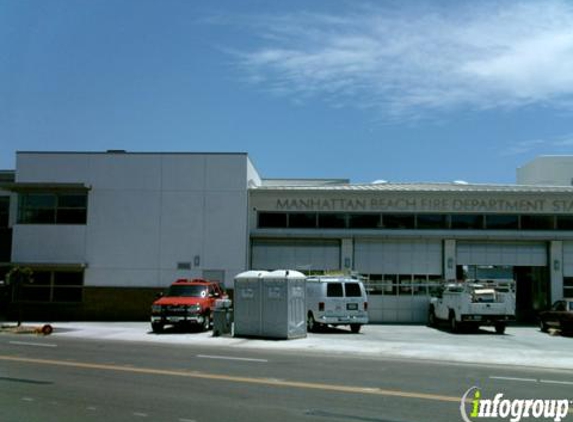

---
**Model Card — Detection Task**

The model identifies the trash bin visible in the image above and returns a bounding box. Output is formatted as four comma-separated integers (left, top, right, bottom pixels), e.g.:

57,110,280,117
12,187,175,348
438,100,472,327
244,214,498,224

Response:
212,298,233,337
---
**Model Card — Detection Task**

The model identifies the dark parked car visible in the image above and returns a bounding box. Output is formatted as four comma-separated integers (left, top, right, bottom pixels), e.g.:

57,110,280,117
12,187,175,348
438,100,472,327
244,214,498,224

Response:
539,299,573,335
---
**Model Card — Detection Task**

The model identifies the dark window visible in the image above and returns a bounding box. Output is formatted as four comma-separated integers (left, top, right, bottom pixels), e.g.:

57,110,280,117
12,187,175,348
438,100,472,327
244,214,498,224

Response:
289,213,317,228
18,192,87,225
382,214,415,229
349,213,381,229
31,271,52,286
56,194,88,224
258,212,287,228
57,209,86,224
54,271,84,286
58,194,87,208
318,213,346,228
259,211,573,231
564,278,573,299
485,215,519,230
326,283,343,297
20,286,51,302
0,229,11,262
17,270,83,303
0,197,9,228
520,215,554,230
451,214,483,229
52,287,83,302
557,216,573,230
344,283,362,297
51,271,84,302
417,214,448,229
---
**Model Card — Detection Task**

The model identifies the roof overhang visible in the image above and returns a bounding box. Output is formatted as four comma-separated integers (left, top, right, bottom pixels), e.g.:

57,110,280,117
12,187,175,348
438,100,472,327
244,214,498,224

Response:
0,182,91,192
8,262,88,270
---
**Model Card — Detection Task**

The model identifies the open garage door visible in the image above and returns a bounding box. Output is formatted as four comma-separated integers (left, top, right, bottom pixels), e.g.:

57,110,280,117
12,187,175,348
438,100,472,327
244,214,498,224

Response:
251,239,340,272
457,241,548,321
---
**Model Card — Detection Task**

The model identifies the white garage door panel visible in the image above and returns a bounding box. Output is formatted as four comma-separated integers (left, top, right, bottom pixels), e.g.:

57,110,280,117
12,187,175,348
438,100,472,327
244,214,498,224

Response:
563,242,573,276
251,239,340,271
354,240,442,274
457,242,547,266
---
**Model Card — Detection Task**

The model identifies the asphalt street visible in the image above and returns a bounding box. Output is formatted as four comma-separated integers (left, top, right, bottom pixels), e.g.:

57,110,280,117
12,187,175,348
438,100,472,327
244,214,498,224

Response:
1,332,572,422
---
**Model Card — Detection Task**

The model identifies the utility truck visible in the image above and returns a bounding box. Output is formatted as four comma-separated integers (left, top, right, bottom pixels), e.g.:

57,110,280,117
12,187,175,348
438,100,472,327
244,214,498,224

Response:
428,279,516,334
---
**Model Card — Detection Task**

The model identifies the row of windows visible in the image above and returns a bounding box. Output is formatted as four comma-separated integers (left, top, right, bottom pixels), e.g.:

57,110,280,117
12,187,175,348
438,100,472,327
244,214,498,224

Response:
363,274,444,296
18,193,87,225
258,212,573,231
16,270,83,303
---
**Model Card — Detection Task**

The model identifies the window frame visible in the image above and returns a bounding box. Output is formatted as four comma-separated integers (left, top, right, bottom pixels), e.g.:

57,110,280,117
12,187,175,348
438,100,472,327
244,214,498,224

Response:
18,270,84,303
18,192,88,225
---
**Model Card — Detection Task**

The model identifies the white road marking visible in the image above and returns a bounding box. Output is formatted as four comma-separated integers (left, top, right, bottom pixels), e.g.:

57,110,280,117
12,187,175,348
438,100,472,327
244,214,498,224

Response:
179,419,197,422
491,376,573,386
9,341,57,348
87,407,97,411
133,412,148,417
21,397,34,402
196,354,268,363
540,379,573,386
489,376,537,383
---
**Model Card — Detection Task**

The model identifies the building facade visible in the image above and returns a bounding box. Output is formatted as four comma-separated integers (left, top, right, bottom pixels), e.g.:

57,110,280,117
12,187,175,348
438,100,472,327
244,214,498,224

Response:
249,182,573,322
1,152,259,319
1,152,572,322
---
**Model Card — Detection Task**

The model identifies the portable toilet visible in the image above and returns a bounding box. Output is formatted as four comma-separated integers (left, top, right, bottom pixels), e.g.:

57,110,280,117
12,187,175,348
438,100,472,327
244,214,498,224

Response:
233,270,268,337
261,270,307,339
233,269,306,339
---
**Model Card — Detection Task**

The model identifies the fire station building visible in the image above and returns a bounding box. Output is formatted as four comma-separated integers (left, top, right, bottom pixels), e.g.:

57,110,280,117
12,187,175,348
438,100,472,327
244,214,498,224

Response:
1,151,572,322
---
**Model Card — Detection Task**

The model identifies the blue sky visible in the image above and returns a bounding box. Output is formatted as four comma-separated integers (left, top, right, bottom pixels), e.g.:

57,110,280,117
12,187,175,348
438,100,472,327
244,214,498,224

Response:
2,0,573,184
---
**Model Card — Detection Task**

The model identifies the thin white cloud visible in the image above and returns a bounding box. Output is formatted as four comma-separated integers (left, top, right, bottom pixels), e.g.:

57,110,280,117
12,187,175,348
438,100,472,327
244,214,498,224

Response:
232,1,573,118
500,139,547,156
501,133,573,156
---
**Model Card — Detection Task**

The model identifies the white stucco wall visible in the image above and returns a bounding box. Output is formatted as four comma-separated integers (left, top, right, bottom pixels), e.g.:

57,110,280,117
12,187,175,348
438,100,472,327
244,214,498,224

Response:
13,152,250,288
517,156,573,186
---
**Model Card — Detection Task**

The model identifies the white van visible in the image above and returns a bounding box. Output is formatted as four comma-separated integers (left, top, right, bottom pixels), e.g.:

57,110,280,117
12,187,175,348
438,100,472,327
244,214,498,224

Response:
306,276,369,333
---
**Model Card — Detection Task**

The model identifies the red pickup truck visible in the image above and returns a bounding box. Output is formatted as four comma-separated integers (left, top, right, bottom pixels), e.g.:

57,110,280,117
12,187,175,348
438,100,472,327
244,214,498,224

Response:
150,279,227,333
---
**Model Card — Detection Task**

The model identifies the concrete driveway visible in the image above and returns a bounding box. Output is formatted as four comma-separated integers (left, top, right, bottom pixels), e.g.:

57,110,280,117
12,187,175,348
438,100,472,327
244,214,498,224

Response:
19,322,571,371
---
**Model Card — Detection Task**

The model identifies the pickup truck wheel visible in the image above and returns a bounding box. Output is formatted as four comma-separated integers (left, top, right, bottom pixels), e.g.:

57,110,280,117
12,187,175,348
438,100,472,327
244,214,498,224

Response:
350,324,361,334
428,308,437,327
449,313,459,333
307,313,316,333
151,322,164,333
495,323,506,335
202,312,211,332
539,319,548,333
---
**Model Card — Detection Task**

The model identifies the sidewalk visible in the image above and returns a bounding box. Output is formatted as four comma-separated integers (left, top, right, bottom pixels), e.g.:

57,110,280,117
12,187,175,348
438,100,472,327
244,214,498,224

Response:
28,322,573,371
